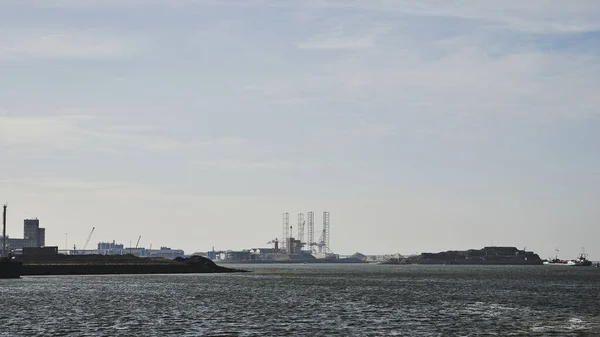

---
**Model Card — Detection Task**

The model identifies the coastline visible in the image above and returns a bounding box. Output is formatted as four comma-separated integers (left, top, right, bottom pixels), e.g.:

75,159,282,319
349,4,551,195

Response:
216,258,367,264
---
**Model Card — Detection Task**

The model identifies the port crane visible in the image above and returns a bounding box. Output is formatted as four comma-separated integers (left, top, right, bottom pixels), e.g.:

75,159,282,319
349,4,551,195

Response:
83,227,95,251
266,238,279,250
135,236,141,249
317,230,332,254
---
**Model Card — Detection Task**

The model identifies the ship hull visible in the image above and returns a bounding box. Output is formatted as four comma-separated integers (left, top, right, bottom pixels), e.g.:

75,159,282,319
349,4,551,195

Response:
569,260,592,267
0,260,23,279
543,261,592,266
544,255,593,267
19,255,242,275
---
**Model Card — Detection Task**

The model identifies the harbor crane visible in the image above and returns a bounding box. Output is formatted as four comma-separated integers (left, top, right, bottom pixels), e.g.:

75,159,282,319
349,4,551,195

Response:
135,236,141,249
266,238,279,250
82,227,95,251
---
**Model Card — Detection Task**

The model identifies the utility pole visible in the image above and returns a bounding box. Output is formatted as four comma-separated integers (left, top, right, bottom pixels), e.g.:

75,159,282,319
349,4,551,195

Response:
2,204,7,257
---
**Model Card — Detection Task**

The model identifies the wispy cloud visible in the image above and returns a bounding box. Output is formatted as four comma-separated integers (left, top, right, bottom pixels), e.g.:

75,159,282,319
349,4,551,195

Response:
0,114,279,176
245,3,600,121
0,115,192,153
301,1,600,34
0,177,130,191
195,159,326,171
25,0,288,9
0,115,84,149
20,0,600,35
297,36,375,51
24,0,192,9
0,30,144,60
295,15,391,52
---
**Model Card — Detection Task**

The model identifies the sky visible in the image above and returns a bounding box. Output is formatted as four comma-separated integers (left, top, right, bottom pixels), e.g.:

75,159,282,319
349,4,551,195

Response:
1,0,599,258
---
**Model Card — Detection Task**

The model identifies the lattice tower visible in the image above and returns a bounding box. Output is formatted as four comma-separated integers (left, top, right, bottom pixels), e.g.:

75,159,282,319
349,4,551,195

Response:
298,213,305,244
323,211,331,253
307,211,315,252
282,212,289,252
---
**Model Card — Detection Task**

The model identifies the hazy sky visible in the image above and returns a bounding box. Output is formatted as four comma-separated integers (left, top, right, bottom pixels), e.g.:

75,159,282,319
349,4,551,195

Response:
1,0,599,258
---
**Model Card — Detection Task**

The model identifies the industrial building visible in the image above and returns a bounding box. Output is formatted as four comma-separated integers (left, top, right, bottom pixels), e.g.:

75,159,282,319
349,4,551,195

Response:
0,218,46,250
70,241,185,259
96,240,125,254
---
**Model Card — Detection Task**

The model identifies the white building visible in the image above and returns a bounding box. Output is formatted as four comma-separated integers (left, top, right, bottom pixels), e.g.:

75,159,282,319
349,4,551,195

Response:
91,241,184,259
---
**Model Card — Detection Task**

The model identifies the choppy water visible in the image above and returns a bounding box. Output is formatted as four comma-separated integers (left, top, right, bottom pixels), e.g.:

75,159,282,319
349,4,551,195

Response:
1,264,600,336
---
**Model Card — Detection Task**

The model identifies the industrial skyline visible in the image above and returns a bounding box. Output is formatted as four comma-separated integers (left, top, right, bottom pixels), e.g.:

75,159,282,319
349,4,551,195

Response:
1,204,338,260
0,204,186,259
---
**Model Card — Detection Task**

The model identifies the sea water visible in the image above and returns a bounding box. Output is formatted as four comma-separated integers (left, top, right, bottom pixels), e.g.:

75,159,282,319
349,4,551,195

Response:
1,264,599,336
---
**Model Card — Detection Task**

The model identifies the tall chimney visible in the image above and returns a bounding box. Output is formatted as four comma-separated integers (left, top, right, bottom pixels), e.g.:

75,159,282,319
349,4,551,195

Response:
2,204,7,257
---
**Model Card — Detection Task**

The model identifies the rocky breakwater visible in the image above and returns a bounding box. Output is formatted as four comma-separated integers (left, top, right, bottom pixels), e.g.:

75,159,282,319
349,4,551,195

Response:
22,254,246,276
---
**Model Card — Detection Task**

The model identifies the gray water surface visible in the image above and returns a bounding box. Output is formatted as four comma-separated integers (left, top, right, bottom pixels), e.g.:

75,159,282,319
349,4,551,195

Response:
1,264,599,336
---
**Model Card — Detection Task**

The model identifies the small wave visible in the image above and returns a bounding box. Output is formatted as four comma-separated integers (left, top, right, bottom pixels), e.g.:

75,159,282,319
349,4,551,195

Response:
530,318,589,333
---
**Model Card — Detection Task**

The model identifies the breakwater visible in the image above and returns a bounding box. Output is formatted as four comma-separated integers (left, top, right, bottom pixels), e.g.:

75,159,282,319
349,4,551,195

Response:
21,254,244,276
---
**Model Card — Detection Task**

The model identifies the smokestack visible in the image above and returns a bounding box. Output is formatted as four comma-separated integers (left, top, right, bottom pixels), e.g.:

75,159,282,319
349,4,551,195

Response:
2,204,7,257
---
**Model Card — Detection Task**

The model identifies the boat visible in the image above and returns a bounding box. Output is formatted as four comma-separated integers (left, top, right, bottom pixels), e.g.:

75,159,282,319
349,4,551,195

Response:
543,258,569,266
543,248,569,265
0,256,22,279
543,249,592,267
567,252,592,267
